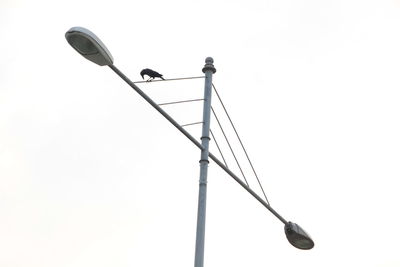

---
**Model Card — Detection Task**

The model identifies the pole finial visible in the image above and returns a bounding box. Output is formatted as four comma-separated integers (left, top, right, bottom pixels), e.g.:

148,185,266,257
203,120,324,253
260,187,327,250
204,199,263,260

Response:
202,57,216,74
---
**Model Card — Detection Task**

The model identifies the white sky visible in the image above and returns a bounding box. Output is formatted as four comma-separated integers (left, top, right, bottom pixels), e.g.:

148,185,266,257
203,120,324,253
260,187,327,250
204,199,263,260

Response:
1,0,400,266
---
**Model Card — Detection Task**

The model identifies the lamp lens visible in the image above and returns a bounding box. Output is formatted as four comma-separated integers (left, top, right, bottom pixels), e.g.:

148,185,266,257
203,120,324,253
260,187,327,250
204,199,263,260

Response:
67,34,98,55
293,238,314,249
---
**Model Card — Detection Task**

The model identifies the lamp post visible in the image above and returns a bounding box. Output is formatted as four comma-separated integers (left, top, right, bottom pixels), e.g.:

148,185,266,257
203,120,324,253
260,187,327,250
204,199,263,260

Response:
194,57,216,267
65,26,314,265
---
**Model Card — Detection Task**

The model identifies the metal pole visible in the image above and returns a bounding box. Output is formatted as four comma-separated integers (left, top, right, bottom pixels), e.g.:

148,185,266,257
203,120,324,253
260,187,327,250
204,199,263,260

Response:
194,57,216,267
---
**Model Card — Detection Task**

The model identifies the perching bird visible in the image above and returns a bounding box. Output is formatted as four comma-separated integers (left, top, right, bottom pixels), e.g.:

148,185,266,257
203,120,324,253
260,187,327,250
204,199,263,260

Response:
140,68,165,81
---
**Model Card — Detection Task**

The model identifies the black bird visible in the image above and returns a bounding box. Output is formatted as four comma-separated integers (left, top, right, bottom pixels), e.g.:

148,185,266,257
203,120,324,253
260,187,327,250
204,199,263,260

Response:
140,68,165,81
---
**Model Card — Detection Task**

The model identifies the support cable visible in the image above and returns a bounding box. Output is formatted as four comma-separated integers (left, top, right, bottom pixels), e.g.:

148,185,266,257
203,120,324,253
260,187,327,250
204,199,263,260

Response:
181,121,203,128
212,83,270,205
210,129,228,168
211,106,249,187
158,98,204,106
134,76,205,84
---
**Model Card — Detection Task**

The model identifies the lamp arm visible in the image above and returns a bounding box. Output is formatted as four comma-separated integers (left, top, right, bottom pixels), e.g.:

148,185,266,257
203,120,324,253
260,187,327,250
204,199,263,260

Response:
108,64,288,225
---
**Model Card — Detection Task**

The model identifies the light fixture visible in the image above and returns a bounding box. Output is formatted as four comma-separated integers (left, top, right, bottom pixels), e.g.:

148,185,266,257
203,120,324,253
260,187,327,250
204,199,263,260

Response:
284,222,314,250
65,26,113,66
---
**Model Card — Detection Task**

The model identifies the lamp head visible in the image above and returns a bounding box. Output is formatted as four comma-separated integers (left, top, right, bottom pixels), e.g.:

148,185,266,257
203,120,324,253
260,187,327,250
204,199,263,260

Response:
65,26,113,66
284,222,314,250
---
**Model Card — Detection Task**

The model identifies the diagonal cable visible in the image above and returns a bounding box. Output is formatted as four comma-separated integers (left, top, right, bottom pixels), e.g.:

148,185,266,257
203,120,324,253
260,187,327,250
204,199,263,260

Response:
212,83,270,205
211,106,250,187
181,121,203,127
210,129,228,168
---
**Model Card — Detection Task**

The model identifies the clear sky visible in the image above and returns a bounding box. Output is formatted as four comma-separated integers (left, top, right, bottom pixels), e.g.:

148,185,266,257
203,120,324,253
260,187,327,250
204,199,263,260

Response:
1,0,400,266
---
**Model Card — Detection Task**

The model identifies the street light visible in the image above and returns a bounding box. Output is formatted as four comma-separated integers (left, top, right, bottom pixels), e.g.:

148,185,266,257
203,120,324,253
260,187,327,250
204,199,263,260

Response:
65,26,314,265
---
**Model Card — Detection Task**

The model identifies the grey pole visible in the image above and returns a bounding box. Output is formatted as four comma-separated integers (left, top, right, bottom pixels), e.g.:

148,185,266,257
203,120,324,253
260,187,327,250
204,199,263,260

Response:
194,57,216,267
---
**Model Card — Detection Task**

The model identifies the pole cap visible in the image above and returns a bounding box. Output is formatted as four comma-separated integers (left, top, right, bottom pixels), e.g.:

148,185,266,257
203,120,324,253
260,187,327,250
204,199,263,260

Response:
202,57,216,73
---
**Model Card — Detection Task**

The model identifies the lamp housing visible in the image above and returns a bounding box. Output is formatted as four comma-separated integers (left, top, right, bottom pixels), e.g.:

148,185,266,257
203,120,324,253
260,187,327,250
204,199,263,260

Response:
65,26,113,66
284,222,314,250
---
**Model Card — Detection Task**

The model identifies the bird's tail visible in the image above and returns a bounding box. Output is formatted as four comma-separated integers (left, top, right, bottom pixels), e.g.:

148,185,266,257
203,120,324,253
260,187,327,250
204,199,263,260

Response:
160,76,165,80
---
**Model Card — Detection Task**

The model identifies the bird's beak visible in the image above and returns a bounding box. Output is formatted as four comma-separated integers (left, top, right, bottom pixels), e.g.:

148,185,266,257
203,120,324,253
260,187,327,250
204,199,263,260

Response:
141,75,144,79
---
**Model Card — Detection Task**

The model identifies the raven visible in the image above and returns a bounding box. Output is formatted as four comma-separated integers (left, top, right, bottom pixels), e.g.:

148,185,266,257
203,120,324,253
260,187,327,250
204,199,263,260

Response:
140,68,165,81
